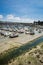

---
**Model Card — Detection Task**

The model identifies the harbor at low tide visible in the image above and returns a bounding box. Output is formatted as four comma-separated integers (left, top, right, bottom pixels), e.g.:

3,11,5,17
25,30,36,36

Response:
0,24,43,65
0,25,43,54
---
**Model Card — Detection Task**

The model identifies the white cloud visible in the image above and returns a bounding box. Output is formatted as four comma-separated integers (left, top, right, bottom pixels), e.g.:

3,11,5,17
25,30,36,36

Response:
6,14,14,20
21,18,34,23
14,17,21,21
0,14,34,23
0,15,3,19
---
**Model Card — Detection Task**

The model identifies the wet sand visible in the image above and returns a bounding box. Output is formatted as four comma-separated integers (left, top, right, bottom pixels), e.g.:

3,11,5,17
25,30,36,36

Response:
0,32,43,53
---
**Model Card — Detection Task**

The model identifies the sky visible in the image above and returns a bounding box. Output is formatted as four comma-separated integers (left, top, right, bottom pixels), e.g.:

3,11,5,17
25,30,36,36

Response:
0,0,43,23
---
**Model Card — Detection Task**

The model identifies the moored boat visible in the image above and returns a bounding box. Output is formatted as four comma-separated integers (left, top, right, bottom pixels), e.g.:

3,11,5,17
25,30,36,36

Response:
9,33,19,38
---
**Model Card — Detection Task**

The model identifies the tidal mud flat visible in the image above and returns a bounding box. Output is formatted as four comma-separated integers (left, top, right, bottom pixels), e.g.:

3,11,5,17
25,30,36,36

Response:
0,32,43,54
0,32,43,65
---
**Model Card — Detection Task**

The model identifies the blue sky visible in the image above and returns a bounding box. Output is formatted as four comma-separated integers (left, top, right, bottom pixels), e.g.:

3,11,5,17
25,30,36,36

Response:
0,0,43,22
